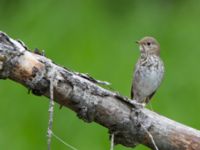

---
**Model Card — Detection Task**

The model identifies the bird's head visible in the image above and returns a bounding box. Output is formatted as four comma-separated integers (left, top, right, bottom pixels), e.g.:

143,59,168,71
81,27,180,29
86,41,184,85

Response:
136,36,160,56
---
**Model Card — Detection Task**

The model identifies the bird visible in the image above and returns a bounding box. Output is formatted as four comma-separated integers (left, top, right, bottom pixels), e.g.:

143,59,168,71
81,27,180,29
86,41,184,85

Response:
131,36,164,107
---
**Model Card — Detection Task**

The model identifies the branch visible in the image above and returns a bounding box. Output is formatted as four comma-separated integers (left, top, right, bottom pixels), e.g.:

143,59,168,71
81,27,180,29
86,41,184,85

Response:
0,31,200,150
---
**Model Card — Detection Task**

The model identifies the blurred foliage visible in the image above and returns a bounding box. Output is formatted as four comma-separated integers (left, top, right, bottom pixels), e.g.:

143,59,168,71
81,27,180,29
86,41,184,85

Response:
0,0,200,150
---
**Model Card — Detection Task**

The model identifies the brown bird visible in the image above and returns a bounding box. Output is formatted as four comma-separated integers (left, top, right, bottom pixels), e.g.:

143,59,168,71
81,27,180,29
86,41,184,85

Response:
131,36,164,106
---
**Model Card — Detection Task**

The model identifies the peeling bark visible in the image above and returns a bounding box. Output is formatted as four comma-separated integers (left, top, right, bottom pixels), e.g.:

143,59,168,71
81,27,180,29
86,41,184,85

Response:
0,31,200,150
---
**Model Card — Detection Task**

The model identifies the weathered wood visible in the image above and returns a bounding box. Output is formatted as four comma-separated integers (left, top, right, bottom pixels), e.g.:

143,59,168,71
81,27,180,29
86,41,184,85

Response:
0,31,200,150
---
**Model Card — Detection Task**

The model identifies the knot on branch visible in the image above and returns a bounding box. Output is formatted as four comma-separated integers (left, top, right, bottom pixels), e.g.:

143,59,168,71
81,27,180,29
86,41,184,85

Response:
108,118,138,148
108,108,152,148
31,77,49,96
76,100,98,123
30,60,57,96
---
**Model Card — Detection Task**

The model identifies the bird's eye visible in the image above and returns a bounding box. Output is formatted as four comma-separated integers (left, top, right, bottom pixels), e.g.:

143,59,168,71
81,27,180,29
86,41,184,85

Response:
147,42,151,46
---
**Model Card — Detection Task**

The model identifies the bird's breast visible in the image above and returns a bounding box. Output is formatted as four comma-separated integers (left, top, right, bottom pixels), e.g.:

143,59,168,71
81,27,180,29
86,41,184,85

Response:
135,56,164,95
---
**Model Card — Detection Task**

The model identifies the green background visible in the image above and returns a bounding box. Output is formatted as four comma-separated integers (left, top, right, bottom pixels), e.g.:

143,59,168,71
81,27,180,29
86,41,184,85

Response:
0,0,200,150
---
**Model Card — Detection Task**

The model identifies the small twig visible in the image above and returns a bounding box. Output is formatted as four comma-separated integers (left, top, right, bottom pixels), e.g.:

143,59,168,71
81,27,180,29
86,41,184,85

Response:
140,123,159,150
47,77,55,150
110,134,114,150
51,131,78,150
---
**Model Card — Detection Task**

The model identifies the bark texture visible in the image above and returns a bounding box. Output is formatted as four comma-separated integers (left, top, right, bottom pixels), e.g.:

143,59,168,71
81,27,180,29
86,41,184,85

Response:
0,31,200,150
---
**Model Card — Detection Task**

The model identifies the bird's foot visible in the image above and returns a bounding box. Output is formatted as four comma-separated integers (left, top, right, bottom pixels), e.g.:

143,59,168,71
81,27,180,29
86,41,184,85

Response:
129,100,146,109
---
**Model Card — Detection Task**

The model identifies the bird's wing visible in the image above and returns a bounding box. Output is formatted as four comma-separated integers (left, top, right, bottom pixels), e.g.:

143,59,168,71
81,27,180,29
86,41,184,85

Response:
130,60,140,100
145,91,156,104
131,84,134,99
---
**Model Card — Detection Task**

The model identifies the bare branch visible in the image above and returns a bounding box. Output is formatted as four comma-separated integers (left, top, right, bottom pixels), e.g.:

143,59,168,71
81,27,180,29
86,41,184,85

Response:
0,31,200,150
